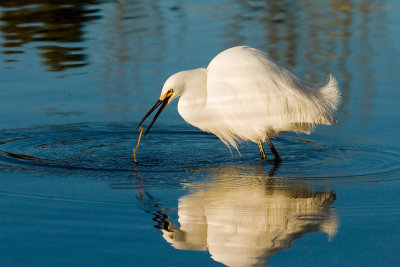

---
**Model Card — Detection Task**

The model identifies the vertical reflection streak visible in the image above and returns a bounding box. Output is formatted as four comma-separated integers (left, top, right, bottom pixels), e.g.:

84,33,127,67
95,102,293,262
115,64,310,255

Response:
359,0,373,123
336,1,353,121
99,0,167,113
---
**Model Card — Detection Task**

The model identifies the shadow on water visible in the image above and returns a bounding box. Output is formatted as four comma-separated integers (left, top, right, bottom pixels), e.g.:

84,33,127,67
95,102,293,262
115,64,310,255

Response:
138,164,337,266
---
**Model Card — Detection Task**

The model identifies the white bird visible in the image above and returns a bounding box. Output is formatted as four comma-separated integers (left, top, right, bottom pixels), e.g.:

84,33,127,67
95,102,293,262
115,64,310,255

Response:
138,46,340,161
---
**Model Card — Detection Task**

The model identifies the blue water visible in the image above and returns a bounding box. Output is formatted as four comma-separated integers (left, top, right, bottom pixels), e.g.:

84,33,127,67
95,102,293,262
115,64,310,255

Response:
1,1,400,266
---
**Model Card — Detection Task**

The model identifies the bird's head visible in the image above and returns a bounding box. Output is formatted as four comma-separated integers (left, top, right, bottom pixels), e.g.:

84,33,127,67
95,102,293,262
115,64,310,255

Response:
160,71,188,103
137,71,186,135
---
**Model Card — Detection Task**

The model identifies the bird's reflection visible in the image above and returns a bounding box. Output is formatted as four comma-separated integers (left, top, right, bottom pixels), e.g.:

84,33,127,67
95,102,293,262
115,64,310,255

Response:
139,165,337,266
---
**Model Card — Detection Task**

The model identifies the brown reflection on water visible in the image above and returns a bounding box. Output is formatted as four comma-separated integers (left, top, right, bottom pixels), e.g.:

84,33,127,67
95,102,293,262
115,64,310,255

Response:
263,1,299,70
328,0,354,119
0,0,100,71
227,0,300,70
357,0,381,125
327,0,383,122
99,0,168,100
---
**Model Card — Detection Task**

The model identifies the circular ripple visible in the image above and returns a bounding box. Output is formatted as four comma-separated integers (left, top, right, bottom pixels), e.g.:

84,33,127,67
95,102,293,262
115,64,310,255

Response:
0,123,399,185
274,139,400,183
0,123,230,174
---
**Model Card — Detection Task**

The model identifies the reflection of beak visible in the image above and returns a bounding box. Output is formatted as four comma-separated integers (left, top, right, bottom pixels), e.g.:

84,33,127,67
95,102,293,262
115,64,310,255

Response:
137,92,172,135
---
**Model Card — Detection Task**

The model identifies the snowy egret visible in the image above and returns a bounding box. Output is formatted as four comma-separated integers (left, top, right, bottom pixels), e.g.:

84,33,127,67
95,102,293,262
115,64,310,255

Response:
137,46,340,161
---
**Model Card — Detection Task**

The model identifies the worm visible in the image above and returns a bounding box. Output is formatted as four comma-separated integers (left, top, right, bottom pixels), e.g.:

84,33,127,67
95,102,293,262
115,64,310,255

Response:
133,126,143,162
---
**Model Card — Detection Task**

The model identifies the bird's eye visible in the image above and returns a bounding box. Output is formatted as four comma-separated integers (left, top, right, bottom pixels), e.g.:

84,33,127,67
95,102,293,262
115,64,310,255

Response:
168,89,174,93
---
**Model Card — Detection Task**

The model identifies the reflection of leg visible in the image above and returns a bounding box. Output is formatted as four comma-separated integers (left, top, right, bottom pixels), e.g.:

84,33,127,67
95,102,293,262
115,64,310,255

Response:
258,141,266,160
266,137,281,162
138,188,143,198
256,159,280,177
268,160,280,177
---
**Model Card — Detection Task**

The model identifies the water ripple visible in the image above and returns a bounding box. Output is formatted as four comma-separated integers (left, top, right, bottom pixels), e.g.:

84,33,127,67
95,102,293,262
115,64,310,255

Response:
0,123,399,185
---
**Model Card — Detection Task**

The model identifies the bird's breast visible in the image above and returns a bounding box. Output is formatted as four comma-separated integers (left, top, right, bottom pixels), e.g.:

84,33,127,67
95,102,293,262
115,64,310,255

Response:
177,96,213,132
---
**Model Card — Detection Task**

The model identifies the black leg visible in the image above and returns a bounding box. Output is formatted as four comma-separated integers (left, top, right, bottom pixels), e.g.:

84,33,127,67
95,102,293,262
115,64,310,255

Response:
266,137,281,162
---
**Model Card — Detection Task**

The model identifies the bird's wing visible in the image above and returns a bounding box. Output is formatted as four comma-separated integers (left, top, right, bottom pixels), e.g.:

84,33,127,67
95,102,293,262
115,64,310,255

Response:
206,46,338,145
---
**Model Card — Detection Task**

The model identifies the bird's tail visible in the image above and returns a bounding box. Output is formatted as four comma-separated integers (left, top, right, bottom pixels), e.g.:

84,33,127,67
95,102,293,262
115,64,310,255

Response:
318,74,341,123
320,74,341,111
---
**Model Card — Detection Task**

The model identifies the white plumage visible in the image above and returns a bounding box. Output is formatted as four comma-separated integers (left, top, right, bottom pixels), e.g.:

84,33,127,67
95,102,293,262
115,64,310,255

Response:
161,168,337,266
138,46,341,160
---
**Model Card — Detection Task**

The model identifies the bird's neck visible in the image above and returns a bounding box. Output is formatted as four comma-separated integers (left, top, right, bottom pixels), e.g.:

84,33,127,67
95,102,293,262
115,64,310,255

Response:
177,68,211,131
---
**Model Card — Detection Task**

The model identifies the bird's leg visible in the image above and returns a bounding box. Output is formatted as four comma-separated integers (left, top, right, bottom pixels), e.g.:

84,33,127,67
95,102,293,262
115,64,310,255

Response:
266,137,281,162
258,141,266,161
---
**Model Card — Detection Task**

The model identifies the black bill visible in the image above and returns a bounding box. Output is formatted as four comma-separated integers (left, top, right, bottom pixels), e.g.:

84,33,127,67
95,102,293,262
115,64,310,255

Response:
137,96,171,135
